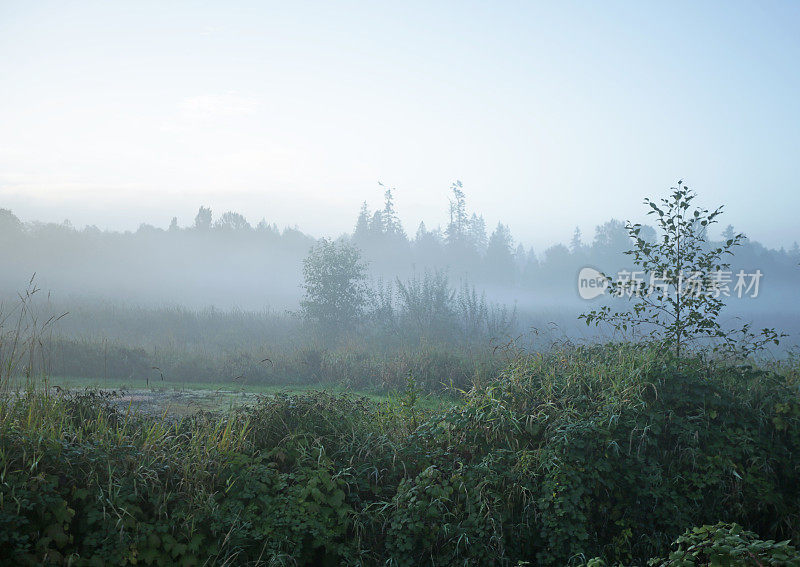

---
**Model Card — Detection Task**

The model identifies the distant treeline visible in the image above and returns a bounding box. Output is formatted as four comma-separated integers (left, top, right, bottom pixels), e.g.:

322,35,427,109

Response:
1,183,798,313
1,183,799,386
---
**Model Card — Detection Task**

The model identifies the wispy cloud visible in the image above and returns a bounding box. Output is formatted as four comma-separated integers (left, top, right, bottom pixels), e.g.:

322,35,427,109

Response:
178,92,260,120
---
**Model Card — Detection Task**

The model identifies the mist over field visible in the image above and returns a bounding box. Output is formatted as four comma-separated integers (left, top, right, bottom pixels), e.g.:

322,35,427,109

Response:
1,194,798,353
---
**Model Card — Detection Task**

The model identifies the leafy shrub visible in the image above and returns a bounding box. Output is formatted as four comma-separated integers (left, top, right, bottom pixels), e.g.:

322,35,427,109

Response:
1,345,799,565
648,522,800,566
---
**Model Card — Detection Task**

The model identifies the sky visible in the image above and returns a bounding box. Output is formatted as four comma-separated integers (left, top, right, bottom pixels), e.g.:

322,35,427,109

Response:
1,1,799,251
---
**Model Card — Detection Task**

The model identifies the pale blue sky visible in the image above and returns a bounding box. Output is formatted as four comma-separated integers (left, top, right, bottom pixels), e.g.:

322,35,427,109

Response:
1,1,798,250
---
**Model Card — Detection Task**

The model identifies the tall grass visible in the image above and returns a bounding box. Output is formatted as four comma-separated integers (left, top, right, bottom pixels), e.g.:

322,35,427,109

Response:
0,276,66,391
8,286,513,393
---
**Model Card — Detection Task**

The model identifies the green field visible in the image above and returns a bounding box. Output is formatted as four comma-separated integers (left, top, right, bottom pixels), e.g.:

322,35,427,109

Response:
27,375,454,415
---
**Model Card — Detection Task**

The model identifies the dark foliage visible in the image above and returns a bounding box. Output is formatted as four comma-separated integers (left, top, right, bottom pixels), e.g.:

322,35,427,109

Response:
2,346,799,565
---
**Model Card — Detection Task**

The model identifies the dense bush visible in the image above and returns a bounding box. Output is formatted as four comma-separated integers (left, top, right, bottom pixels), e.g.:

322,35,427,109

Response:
1,346,799,565
644,522,800,566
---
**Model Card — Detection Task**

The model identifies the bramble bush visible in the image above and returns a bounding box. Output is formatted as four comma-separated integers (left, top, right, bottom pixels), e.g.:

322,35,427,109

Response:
1,345,799,565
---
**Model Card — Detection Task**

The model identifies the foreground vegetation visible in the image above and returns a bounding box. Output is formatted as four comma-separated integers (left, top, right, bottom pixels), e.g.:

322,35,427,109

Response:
2,345,799,565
